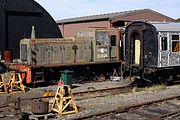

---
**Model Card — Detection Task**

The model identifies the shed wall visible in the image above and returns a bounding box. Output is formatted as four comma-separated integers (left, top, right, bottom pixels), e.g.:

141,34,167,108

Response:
58,10,175,37
59,21,110,37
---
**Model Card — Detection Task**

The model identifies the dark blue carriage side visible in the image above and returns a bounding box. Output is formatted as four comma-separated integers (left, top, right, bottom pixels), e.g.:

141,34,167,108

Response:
124,21,158,74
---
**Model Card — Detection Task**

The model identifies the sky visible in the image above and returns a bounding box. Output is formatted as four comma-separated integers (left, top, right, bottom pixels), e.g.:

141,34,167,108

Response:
34,0,180,21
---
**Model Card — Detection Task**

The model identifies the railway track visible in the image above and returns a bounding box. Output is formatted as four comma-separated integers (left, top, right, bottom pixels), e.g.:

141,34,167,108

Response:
1,83,179,120
72,95,180,120
73,85,133,100
19,84,133,101
13,83,133,119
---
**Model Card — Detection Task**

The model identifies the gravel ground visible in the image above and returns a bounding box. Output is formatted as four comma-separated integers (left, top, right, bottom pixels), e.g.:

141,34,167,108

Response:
19,80,133,113
18,79,134,100
57,85,180,120
0,80,179,120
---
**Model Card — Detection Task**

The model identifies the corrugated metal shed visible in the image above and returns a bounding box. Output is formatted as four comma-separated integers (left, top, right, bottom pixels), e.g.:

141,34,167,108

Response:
0,0,62,59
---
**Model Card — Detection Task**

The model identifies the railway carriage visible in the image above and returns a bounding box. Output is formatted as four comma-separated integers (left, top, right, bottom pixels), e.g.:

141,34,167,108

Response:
124,21,180,83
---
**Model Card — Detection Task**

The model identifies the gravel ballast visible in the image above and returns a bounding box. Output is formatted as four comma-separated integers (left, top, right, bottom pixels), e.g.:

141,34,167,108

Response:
58,85,180,120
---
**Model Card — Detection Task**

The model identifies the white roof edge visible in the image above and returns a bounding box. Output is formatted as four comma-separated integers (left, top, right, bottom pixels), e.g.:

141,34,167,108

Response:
150,22,180,32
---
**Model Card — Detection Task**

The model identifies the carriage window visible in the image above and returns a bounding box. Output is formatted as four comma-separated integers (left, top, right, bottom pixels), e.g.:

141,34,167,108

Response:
172,41,180,52
161,37,167,51
172,35,179,40
172,35,180,52
111,35,116,46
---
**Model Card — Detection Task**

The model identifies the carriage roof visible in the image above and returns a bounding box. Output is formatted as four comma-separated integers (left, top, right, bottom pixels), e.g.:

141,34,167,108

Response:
151,22,180,32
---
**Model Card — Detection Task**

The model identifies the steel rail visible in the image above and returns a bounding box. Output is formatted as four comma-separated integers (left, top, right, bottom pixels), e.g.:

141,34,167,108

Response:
20,85,133,101
71,95,180,120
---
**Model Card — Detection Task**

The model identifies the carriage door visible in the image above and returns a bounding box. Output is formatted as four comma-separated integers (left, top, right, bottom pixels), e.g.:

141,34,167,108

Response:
159,32,169,67
135,39,140,65
130,32,141,66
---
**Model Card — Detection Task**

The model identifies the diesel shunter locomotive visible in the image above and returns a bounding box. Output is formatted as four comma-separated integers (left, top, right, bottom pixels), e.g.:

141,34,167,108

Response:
13,28,122,84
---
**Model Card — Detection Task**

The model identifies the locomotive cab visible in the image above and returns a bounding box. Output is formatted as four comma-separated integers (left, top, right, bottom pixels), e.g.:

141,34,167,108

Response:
77,27,122,62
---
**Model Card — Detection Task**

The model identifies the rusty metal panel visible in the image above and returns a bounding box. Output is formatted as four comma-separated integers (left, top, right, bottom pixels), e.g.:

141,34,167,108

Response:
37,45,46,64
60,46,65,63
110,47,117,60
64,44,74,63
86,41,93,62
95,31,110,62
20,38,75,65
52,45,60,64
75,38,92,63
96,46,110,62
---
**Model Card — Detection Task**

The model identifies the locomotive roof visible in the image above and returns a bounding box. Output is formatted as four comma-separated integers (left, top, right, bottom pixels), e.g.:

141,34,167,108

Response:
151,22,180,32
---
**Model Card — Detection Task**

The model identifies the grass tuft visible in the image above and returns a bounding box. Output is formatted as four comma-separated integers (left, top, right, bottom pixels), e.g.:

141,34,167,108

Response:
133,84,166,93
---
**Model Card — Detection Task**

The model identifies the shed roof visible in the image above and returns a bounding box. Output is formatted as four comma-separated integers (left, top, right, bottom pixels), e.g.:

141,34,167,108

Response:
57,9,175,24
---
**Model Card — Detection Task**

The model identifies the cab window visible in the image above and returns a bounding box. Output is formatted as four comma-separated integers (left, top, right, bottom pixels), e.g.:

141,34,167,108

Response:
111,35,116,46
